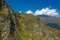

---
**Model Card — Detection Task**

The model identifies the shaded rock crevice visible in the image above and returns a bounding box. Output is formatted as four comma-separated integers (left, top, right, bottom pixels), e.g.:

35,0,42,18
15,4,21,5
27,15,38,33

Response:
0,0,18,40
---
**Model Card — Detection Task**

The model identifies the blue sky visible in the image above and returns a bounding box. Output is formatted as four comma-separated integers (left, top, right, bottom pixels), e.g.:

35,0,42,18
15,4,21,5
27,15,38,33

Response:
5,0,60,17
6,0,60,12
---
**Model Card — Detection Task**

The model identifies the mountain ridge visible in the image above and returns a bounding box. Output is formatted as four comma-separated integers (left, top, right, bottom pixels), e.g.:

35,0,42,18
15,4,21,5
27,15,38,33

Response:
37,15,60,30
0,0,60,40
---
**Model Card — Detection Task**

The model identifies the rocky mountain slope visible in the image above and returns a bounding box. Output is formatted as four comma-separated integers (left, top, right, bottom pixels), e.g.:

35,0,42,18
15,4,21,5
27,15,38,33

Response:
0,0,18,40
0,0,60,40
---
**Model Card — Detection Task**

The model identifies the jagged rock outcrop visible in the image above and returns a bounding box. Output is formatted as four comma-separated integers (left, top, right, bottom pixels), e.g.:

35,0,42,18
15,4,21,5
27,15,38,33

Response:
0,0,17,40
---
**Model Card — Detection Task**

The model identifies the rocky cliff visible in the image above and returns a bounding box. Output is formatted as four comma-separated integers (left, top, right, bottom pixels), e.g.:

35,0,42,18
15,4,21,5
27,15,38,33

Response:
0,0,17,40
0,0,60,40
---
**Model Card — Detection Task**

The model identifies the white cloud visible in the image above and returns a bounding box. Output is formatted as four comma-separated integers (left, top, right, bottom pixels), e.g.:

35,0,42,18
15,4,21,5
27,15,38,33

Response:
19,7,59,17
19,11,22,13
34,7,59,17
26,10,33,14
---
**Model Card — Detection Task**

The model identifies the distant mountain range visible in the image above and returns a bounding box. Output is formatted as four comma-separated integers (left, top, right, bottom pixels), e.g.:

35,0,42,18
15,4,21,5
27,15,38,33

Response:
37,15,60,30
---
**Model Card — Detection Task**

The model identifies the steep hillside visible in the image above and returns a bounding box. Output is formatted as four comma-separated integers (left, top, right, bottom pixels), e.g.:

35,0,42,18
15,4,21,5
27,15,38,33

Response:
0,0,60,40
12,13,60,40
0,0,18,40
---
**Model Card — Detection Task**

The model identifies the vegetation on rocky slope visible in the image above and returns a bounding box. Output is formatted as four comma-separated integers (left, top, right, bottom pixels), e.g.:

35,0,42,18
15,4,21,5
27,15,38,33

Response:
12,13,60,40
0,0,60,40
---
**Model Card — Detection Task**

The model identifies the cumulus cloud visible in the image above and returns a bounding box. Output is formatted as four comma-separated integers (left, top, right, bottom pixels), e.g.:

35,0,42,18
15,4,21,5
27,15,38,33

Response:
19,11,22,13
20,7,59,17
34,7,59,17
26,10,33,14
